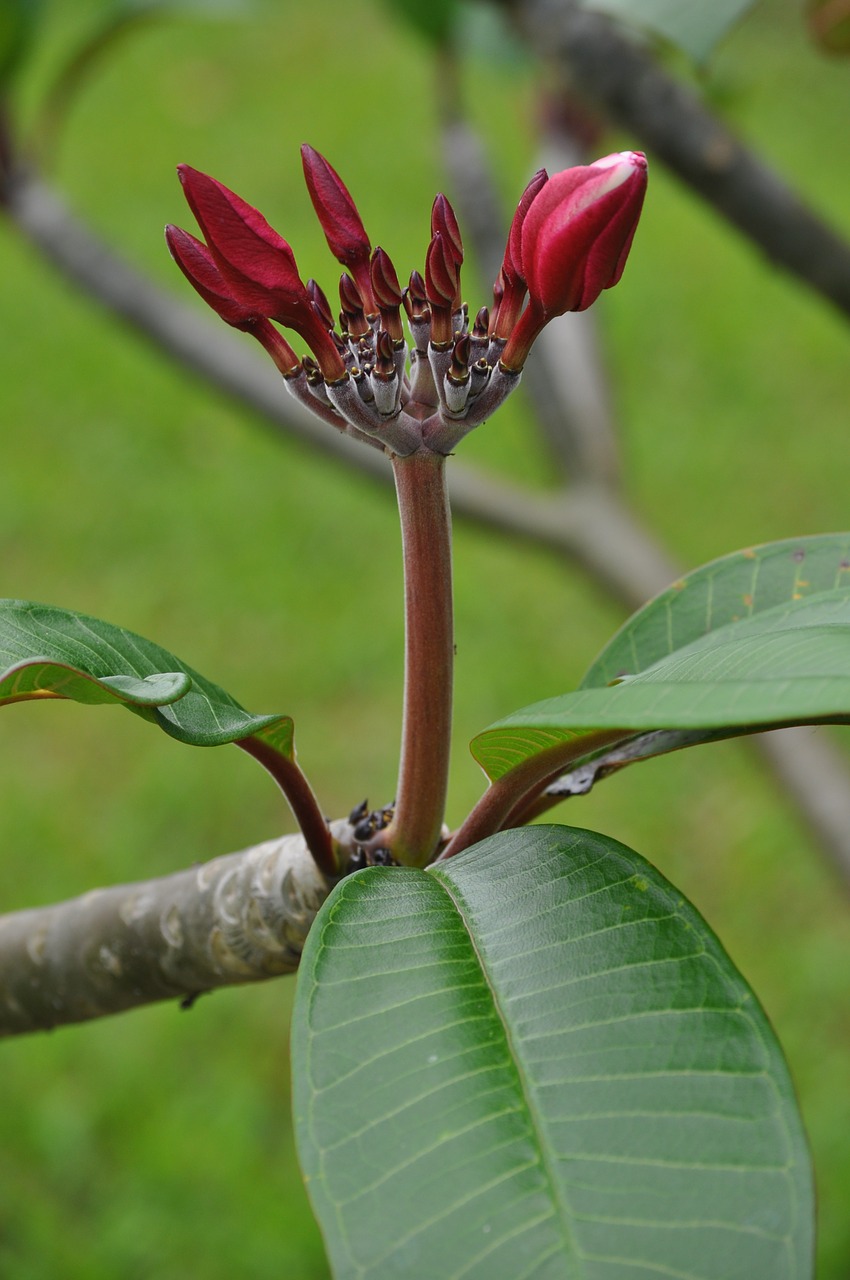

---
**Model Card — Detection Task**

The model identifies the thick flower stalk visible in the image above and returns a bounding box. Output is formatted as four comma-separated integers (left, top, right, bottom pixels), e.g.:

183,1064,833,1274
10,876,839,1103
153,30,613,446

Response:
166,145,647,867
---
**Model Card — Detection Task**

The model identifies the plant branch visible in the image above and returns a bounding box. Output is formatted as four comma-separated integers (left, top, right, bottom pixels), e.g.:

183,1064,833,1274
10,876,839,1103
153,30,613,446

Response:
517,0,850,323
383,451,454,867
0,830,336,1037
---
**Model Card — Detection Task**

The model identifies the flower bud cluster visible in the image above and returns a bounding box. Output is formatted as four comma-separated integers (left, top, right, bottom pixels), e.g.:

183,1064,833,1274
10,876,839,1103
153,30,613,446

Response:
166,145,647,457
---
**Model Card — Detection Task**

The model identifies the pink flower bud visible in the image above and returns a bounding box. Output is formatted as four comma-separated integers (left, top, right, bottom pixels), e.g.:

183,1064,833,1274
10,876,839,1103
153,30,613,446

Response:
522,150,647,317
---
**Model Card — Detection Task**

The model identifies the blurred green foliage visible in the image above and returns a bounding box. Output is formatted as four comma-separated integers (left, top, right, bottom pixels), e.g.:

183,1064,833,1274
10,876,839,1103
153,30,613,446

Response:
581,0,757,63
0,0,848,1275
0,0,43,86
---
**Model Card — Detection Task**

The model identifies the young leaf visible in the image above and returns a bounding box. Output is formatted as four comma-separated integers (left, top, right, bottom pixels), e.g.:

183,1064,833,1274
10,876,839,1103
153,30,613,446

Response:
0,600,293,758
472,537,850,783
292,825,813,1279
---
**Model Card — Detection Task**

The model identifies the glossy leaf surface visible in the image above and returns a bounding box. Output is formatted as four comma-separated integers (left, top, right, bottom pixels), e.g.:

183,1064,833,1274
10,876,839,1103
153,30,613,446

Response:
292,825,813,1279
0,600,293,757
473,537,850,782
583,534,850,689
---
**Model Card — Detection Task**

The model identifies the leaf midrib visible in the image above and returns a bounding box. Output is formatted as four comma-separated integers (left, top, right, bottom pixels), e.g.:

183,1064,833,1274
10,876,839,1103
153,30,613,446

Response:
429,867,584,1279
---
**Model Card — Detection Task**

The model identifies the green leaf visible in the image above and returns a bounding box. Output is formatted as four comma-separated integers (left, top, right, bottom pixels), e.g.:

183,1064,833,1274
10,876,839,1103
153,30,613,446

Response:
0,0,44,86
579,0,756,62
583,534,850,690
0,600,293,757
472,536,850,782
292,825,813,1279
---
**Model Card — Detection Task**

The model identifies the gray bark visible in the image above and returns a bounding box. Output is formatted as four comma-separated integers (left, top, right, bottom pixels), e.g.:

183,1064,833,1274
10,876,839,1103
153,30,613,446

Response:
0,832,331,1036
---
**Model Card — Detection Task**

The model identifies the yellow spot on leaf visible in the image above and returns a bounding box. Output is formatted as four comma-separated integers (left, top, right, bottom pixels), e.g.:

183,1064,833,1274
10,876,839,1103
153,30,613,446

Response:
742,594,753,607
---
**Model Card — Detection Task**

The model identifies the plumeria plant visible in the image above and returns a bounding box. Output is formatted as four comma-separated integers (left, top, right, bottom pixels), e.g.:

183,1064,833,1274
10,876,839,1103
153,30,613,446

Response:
4,140,845,1276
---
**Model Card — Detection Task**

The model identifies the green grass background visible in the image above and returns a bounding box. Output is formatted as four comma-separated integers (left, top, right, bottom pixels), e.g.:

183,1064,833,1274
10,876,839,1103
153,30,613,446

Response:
0,0,849,1274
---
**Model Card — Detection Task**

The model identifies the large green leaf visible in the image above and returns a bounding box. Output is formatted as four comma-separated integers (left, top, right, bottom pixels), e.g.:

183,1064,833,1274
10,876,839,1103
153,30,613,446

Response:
292,824,813,1279
579,0,756,62
0,600,293,757
473,537,850,782
583,534,850,690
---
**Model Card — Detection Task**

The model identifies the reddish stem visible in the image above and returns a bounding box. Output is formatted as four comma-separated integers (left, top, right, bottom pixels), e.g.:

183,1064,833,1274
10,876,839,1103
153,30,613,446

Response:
441,728,627,860
382,450,454,867
236,736,339,878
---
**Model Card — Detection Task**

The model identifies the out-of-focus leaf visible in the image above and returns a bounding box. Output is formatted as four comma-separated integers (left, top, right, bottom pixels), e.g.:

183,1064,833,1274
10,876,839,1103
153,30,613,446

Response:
104,0,250,16
379,0,459,45
0,0,44,87
292,824,814,1278
580,0,756,62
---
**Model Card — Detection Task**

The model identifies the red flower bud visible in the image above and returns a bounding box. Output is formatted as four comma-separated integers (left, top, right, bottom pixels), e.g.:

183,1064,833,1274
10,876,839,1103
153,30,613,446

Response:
175,165,345,380
301,143,374,312
501,151,647,370
431,193,463,312
431,194,463,266
425,234,458,308
307,278,335,332
370,247,403,311
370,247,405,342
425,232,459,345
504,167,548,289
490,168,548,340
165,224,258,329
403,270,428,321
165,225,300,374
177,165,306,313
522,150,647,317
338,272,370,339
